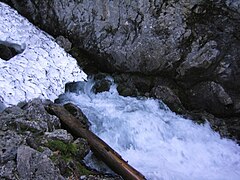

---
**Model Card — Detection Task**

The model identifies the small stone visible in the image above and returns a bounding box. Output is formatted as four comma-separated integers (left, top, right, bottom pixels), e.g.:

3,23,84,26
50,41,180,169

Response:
73,138,90,159
65,81,86,93
0,44,15,60
44,129,73,143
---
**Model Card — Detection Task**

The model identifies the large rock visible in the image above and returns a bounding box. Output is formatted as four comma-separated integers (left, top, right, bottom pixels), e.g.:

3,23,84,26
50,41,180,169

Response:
0,98,61,132
3,0,198,74
150,85,185,113
3,0,240,117
17,145,64,180
187,81,233,116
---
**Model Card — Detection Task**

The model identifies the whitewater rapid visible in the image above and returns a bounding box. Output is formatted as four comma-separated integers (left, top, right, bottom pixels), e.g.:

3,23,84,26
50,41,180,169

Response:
60,78,240,180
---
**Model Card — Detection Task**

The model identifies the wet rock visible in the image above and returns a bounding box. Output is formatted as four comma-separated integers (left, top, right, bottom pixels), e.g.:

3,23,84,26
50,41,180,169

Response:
92,79,111,93
150,85,185,113
113,73,153,97
187,81,233,116
0,44,13,60
56,35,72,52
225,117,240,143
117,85,134,97
17,145,64,180
65,81,86,94
64,103,91,129
0,42,20,60
92,74,112,93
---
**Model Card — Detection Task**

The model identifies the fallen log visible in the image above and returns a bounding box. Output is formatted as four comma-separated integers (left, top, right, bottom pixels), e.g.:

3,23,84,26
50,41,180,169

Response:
46,103,146,180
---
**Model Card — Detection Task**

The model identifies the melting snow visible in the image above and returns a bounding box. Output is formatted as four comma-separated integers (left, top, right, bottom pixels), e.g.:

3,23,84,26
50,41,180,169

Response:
0,2,87,106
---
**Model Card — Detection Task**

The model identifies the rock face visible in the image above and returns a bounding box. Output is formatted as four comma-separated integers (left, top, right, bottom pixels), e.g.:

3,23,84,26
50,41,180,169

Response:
3,0,240,117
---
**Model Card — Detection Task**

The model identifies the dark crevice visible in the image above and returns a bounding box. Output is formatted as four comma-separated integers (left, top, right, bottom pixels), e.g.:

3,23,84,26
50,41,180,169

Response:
0,41,24,61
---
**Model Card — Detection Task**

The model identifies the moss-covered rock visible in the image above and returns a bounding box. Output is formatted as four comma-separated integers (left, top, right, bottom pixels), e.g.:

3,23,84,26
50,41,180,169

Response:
0,98,120,179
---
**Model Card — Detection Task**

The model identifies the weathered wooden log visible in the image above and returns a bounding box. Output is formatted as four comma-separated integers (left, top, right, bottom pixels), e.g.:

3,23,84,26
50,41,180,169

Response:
46,103,146,180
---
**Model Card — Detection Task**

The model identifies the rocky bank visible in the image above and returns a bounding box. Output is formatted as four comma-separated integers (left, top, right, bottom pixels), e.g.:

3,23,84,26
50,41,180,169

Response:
0,98,121,180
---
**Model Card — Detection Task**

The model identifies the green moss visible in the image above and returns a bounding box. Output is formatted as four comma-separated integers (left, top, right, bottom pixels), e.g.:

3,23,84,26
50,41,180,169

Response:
49,154,58,162
76,162,92,175
37,146,44,152
46,139,93,177
46,140,78,155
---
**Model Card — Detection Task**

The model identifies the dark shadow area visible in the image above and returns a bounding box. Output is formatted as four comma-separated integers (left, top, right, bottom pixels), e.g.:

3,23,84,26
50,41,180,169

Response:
0,41,24,60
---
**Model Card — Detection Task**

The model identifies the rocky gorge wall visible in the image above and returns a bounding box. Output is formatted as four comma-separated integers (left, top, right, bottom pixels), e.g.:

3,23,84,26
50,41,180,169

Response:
2,0,240,139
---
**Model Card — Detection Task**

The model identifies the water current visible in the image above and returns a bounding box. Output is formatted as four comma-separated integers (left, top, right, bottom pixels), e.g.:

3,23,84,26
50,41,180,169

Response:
60,77,240,180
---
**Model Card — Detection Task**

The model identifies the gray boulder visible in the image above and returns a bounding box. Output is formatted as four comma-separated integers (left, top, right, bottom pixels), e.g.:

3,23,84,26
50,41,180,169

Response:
0,98,61,132
151,85,185,113
17,145,64,180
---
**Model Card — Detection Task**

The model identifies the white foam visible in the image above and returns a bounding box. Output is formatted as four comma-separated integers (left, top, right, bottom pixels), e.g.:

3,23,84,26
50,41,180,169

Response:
0,2,87,106
62,80,240,180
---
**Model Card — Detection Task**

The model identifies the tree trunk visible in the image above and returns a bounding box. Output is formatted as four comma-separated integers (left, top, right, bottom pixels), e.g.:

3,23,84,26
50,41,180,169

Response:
46,103,146,180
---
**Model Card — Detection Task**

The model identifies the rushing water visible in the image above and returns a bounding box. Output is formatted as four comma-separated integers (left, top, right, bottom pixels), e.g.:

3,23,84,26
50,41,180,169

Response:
60,77,240,180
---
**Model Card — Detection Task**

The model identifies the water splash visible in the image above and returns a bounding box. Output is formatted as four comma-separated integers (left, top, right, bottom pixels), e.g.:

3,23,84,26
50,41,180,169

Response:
60,78,240,180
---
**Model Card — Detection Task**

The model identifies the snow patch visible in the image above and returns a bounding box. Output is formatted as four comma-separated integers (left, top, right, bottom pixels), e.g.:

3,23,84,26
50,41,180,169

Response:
0,2,87,106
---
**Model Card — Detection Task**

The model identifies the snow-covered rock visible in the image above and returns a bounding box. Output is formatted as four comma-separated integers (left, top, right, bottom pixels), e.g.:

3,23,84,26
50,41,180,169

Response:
0,2,87,106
